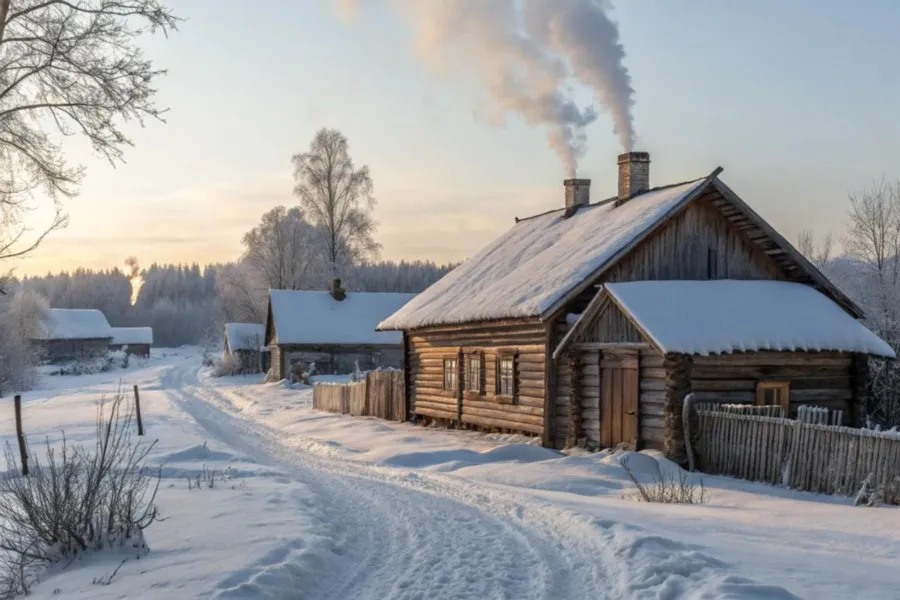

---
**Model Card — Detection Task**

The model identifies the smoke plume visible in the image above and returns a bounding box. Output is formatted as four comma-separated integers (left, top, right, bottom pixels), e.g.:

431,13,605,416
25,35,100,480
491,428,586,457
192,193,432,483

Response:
335,0,636,175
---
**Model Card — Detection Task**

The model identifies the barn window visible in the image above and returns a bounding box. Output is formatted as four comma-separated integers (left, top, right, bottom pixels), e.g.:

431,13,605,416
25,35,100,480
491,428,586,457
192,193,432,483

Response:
756,380,790,415
496,353,517,400
443,357,458,391
464,353,483,394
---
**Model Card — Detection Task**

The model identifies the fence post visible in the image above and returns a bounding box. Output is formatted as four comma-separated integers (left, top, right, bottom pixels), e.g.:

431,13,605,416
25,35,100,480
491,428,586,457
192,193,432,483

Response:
133,384,144,436
13,395,28,476
682,393,696,472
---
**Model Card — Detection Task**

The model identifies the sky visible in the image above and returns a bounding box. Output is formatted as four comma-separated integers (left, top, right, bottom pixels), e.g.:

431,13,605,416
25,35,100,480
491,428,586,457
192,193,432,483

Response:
14,0,900,276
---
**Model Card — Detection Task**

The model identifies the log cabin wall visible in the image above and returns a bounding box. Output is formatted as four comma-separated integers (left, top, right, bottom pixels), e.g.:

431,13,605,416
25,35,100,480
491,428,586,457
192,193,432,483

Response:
689,352,855,423
407,320,548,435
638,350,666,449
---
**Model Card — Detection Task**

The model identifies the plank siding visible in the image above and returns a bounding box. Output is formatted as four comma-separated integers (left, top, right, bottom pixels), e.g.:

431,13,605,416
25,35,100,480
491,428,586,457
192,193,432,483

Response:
582,301,646,344
408,320,547,435
690,352,855,423
605,199,784,283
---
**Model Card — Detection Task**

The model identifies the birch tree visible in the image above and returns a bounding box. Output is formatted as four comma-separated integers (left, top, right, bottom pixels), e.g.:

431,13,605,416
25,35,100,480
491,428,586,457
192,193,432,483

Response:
291,128,378,277
0,0,178,262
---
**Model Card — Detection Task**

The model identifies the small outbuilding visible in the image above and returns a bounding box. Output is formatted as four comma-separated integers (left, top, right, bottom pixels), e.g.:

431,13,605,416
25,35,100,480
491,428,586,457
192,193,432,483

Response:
109,327,153,357
224,323,267,373
34,308,114,362
265,280,415,379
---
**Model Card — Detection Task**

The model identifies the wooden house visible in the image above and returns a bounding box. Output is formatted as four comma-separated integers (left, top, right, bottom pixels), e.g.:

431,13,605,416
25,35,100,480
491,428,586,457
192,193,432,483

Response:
265,280,415,379
109,327,153,357
224,323,267,373
34,308,114,362
378,152,895,461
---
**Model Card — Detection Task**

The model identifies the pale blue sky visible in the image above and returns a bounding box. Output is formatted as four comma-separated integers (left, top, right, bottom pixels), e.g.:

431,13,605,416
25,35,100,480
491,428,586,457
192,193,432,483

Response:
18,0,900,274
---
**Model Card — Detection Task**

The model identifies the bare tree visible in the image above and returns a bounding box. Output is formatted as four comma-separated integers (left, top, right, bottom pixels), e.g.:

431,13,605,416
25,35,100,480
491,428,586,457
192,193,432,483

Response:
292,128,379,276
0,286,47,396
797,229,833,269
242,206,321,291
216,261,267,324
0,0,179,262
844,178,900,427
845,178,900,286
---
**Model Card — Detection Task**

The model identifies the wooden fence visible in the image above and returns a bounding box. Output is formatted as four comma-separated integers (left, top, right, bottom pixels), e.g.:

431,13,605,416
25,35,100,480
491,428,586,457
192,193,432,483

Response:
312,370,405,422
692,403,900,495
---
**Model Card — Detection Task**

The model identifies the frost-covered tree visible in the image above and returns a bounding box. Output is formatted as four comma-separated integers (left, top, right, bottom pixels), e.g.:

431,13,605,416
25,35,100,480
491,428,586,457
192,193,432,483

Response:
0,0,179,263
0,287,48,396
292,128,379,276
242,206,322,291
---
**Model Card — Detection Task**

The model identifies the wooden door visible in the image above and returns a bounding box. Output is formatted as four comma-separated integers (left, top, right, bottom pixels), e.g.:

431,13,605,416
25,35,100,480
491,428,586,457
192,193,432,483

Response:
600,350,639,448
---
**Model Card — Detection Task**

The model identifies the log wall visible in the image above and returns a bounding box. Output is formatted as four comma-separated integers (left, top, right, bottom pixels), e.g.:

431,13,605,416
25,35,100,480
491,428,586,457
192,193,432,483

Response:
689,352,855,423
407,320,548,435
554,346,665,450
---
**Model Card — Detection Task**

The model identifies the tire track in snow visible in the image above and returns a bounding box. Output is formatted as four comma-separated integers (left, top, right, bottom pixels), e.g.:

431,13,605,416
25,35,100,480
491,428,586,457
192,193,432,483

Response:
163,365,801,600
161,366,606,600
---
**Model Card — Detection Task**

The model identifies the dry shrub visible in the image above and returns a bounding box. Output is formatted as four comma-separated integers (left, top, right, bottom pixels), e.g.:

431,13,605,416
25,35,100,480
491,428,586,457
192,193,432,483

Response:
620,456,708,505
211,353,243,377
855,474,900,507
0,391,160,597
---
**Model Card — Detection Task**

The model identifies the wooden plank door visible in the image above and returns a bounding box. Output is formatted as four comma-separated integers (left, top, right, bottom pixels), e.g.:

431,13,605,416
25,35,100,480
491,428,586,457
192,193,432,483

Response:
600,350,640,448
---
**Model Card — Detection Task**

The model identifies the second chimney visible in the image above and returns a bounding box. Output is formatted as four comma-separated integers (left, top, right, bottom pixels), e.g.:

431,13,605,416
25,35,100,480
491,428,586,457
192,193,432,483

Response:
617,151,650,205
564,178,591,210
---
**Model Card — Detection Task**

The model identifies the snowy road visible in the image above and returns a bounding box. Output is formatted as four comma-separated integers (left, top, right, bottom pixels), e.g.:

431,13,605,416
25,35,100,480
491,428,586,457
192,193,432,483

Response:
12,352,829,599
157,361,800,600
161,364,613,599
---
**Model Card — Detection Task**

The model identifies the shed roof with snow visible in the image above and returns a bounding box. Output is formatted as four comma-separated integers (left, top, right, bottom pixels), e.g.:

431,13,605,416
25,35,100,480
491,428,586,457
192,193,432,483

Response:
267,290,415,346
560,280,895,359
378,171,860,331
111,327,153,346
225,323,265,352
36,309,113,341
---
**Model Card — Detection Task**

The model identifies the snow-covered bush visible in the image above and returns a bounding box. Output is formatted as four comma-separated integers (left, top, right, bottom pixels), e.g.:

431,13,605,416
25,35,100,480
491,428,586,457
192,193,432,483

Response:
350,360,364,382
854,473,900,507
0,391,160,597
211,353,243,377
0,289,48,397
620,456,708,504
50,353,116,377
290,362,309,384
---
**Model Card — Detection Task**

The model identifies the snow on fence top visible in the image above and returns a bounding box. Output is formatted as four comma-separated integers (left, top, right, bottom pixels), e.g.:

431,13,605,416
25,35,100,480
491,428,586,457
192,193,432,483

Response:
111,327,153,346
605,280,896,358
270,290,415,345
378,177,709,330
36,308,114,341
225,323,265,352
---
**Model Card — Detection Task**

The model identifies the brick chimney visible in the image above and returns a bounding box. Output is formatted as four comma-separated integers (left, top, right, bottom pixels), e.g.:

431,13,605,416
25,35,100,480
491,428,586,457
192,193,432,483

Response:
330,278,346,301
617,151,650,205
564,178,591,210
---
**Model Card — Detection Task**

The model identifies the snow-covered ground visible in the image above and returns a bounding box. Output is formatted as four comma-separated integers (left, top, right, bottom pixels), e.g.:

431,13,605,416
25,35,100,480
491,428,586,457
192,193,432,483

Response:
1,348,898,599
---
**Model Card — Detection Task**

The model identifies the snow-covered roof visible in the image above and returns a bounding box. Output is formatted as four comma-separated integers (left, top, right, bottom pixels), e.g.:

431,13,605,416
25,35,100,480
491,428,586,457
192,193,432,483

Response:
603,280,895,358
225,323,265,352
378,177,710,330
269,290,415,346
111,327,153,346
36,309,113,341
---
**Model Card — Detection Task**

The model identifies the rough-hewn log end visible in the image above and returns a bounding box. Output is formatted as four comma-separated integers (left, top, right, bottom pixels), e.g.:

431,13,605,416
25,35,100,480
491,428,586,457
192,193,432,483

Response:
663,353,693,464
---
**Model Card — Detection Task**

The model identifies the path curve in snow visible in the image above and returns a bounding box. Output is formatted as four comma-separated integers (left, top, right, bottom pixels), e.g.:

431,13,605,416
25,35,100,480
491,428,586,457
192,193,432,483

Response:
162,363,800,600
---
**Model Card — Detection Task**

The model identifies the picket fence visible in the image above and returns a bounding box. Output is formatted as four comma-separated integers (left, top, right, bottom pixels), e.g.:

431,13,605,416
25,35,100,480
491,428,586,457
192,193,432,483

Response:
691,402,900,495
312,370,405,422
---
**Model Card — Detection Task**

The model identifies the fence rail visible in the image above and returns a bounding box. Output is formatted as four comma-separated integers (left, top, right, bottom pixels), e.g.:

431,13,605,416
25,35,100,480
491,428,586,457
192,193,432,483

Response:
312,370,405,422
693,403,900,495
